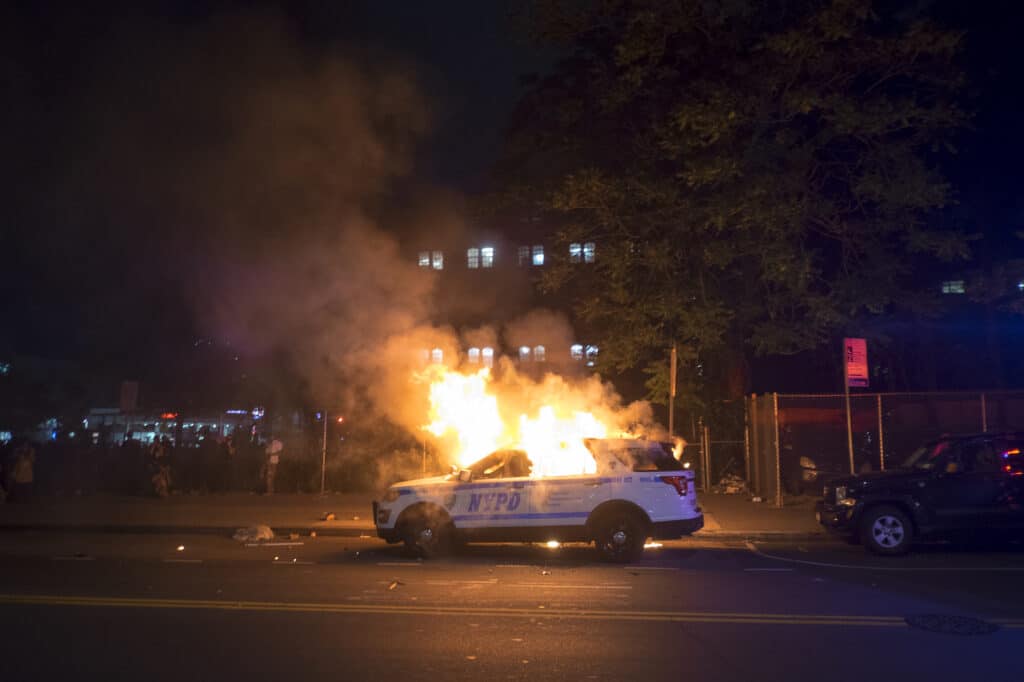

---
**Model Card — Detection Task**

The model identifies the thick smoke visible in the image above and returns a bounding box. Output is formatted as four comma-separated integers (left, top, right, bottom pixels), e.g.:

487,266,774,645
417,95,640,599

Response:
49,8,667,476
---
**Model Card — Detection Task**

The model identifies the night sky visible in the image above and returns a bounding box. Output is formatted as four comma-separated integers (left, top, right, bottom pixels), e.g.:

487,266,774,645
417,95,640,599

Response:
2,0,1024,404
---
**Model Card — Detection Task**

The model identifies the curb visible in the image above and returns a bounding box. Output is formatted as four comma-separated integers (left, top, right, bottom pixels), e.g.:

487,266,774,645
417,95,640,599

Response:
695,530,832,542
0,523,374,538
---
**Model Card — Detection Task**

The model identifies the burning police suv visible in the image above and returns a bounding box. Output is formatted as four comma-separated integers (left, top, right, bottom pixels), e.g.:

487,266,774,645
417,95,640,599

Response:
373,438,703,562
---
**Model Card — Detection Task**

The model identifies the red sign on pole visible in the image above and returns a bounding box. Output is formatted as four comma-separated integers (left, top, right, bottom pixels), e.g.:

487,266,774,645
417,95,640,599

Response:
844,338,869,388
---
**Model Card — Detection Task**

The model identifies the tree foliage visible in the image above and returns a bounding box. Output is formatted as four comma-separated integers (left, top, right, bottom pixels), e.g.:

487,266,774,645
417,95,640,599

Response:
500,0,969,403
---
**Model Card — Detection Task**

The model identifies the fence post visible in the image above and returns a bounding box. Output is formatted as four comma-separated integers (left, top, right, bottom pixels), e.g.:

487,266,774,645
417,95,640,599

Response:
749,395,759,496
773,393,782,508
981,393,988,433
743,396,751,482
877,393,885,472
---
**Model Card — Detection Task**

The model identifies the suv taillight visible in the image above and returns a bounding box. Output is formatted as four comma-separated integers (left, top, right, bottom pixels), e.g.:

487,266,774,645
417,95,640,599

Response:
659,475,688,496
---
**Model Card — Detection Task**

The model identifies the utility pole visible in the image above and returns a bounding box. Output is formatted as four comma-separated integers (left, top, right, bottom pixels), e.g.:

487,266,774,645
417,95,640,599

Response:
321,410,328,496
669,345,677,439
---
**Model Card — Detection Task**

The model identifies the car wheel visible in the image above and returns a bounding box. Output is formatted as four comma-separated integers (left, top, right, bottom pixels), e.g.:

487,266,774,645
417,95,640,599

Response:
594,514,646,563
860,505,913,556
402,514,451,559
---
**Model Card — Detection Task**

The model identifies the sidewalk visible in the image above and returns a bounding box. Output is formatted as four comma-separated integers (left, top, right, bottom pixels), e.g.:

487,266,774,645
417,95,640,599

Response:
0,493,376,537
0,491,825,540
698,492,825,540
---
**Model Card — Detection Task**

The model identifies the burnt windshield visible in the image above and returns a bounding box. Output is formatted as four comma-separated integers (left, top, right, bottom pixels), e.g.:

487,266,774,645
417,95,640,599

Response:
467,450,533,479
609,443,683,472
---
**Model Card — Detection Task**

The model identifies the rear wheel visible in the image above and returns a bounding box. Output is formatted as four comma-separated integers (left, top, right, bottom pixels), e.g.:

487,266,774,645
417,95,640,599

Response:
594,513,647,563
860,505,913,556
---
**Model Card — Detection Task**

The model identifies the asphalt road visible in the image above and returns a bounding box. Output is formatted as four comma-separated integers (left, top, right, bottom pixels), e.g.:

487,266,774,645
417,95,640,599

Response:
0,531,1022,681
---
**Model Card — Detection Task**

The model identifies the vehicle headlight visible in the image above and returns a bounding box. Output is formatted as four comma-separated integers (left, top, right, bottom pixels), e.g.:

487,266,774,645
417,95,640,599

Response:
382,489,401,503
834,485,857,507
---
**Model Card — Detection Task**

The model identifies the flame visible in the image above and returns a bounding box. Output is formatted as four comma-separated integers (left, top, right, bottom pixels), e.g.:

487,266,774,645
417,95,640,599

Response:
418,364,613,476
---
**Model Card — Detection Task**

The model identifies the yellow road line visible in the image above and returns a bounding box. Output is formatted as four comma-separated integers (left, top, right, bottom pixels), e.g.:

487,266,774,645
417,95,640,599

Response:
6,594,1019,628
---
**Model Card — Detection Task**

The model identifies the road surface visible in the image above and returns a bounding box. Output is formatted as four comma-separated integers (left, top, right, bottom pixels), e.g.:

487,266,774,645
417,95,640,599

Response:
0,531,1021,681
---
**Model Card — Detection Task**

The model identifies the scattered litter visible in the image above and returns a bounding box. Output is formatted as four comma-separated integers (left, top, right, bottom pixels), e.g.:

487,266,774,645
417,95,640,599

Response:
233,525,274,543
321,512,336,521
713,474,749,495
352,515,360,521
540,570,551,576
387,580,404,591
309,531,317,538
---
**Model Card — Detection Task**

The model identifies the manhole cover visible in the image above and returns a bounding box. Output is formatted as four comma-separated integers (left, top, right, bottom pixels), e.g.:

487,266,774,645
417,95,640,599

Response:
905,614,1000,636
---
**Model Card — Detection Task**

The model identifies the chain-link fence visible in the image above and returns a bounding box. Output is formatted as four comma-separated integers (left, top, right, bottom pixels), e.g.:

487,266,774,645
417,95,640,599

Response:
746,390,1024,505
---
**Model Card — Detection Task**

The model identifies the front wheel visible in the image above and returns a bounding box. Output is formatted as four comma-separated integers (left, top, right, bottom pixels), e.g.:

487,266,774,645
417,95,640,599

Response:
402,514,452,559
594,514,646,563
860,505,913,556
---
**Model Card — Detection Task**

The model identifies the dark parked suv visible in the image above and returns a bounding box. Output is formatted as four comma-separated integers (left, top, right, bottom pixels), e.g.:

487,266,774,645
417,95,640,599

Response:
816,432,1024,555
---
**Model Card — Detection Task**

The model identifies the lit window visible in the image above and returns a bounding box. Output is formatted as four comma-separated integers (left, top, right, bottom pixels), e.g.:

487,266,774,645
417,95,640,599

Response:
583,242,595,263
569,243,582,263
585,345,599,367
467,248,480,268
518,246,530,266
532,245,544,266
519,346,531,362
431,348,443,364
482,347,494,368
468,347,480,364
418,252,430,268
432,251,444,270
941,280,965,294
534,345,546,362
570,344,584,361
481,246,495,268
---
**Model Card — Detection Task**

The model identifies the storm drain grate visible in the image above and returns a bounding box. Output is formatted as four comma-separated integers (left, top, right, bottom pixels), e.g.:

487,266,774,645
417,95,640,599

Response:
905,614,1000,636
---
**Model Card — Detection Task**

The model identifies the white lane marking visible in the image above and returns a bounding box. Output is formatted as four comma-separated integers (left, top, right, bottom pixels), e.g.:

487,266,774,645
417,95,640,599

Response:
511,583,632,590
51,556,96,561
376,562,423,567
745,541,1024,572
425,579,500,586
246,542,304,548
494,564,532,568
162,559,203,564
744,568,793,572
626,566,679,571
272,560,315,565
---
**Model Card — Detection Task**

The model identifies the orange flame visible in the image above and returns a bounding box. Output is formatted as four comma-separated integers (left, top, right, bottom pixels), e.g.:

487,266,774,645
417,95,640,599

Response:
418,364,614,476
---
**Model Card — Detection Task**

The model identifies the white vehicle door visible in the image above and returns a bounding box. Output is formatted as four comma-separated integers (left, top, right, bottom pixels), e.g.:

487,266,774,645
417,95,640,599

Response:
530,475,610,528
449,451,532,529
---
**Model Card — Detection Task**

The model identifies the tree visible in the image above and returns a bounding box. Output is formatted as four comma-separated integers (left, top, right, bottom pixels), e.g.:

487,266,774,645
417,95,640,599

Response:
499,0,969,406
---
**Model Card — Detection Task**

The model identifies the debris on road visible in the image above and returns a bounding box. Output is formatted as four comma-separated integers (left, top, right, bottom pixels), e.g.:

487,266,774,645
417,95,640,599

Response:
233,525,274,543
387,580,404,591
321,512,336,521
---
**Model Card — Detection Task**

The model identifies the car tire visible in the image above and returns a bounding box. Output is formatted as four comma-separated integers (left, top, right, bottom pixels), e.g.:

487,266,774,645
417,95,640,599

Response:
401,513,452,559
860,505,913,556
594,513,647,563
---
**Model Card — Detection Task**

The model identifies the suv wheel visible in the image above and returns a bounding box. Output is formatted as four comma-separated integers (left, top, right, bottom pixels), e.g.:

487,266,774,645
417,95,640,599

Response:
594,514,646,563
860,505,913,556
402,514,451,559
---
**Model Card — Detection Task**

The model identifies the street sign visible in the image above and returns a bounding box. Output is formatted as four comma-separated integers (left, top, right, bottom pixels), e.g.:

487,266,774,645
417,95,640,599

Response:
844,338,868,388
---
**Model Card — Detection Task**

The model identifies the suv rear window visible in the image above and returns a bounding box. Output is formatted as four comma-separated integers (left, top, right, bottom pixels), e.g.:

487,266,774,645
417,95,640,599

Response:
609,443,683,472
